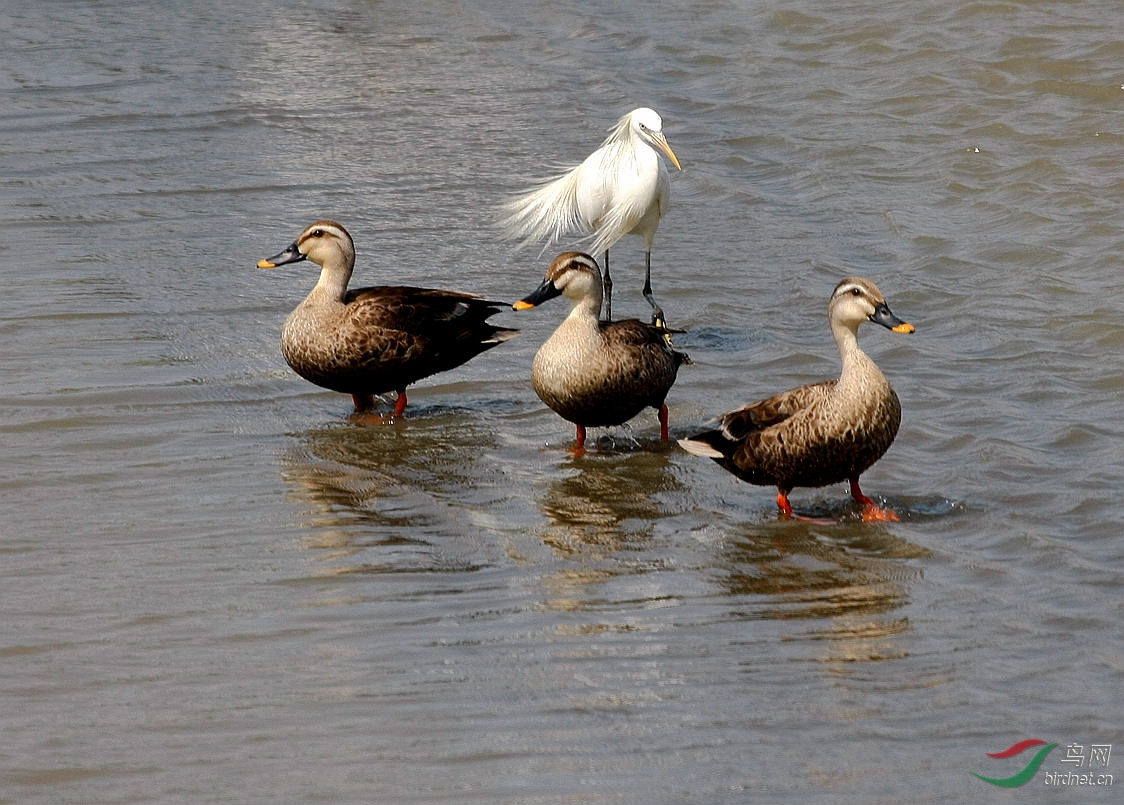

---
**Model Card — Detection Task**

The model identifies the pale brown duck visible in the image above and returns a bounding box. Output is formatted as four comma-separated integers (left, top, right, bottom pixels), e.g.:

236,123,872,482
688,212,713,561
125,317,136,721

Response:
513,252,688,453
258,220,518,415
679,277,914,521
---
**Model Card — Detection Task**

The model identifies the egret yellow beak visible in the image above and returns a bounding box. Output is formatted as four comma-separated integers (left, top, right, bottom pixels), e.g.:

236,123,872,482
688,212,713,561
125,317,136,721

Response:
652,132,682,171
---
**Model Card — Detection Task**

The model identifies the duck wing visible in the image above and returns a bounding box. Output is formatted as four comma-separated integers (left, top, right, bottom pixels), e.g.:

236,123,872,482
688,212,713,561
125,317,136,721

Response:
679,380,836,484
602,319,687,368
714,380,836,440
345,286,508,330
339,286,517,382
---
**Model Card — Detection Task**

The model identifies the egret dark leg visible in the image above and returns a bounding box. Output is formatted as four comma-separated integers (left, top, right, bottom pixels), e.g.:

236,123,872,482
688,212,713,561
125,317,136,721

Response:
602,250,612,321
643,250,665,327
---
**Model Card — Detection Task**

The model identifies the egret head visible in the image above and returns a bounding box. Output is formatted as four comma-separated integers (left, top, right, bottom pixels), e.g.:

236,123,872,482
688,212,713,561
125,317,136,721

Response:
627,107,681,170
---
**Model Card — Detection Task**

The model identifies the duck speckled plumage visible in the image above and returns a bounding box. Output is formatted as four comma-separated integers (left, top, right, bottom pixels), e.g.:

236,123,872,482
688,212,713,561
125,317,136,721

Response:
258,220,518,415
679,277,914,521
514,252,688,452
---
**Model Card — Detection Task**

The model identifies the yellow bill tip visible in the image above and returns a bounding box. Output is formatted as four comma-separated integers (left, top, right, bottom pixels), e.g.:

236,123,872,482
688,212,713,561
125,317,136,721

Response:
257,259,277,269
652,133,682,170
892,322,916,334
512,300,536,311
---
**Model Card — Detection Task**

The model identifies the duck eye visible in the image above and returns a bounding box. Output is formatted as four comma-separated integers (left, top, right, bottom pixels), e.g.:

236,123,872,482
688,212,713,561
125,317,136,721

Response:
851,288,862,296
312,229,324,238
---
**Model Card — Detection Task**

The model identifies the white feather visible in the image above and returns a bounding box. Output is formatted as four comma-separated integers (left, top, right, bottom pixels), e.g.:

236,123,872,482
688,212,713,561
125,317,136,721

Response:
501,108,679,259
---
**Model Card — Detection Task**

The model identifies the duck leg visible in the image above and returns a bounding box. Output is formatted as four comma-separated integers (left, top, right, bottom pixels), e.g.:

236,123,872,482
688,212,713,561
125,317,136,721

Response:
658,404,670,441
392,390,408,418
776,488,834,524
352,393,376,411
567,424,588,457
775,489,794,518
849,478,900,522
601,250,612,321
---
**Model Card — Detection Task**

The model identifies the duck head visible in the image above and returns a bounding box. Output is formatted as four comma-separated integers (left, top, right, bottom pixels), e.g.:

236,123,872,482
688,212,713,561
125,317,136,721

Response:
829,277,915,335
257,220,355,271
514,252,603,311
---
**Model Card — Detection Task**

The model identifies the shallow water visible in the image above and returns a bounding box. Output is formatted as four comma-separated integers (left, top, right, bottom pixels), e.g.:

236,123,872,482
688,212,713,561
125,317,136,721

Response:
2,0,1122,802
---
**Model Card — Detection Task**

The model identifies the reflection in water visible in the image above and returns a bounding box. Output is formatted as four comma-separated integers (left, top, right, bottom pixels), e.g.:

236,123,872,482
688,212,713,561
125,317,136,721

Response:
276,408,508,574
719,523,932,676
525,441,932,682
538,444,683,547
532,442,687,617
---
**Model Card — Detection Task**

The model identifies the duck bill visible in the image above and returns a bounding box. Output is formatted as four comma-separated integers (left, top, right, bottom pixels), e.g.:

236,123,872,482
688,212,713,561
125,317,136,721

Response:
651,132,682,170
256,241,306,269
870,302,915,333
513,278,563,310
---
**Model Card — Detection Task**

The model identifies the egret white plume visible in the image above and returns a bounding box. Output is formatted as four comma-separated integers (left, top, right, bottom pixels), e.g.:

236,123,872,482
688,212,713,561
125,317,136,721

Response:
501,107,681,323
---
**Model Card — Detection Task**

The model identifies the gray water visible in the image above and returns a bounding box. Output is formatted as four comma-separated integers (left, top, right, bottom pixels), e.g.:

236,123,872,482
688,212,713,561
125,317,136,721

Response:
3,0,1122,802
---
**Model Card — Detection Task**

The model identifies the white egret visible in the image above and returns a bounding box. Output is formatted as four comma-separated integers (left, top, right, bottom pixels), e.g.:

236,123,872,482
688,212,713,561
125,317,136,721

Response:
501,107,682,324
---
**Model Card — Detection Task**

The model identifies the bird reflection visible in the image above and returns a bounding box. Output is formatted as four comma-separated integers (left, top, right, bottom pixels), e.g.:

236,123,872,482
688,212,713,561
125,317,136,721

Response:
717,522,930,670
532,446,686,613
276,411,504,571
538,448,682,547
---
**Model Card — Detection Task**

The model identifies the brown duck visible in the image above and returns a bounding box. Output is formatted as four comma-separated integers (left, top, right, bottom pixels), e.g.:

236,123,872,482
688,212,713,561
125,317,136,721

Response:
258,220,518,415
513,252,688,453
679,277,914,521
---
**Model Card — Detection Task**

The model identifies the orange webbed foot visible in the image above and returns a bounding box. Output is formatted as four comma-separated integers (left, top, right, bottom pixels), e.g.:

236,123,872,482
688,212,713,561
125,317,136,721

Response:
861,505,901,523
850,479,899,522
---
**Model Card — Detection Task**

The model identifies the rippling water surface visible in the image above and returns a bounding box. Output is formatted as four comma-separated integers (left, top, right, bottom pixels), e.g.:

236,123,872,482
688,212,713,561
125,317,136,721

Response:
3,0,1122,802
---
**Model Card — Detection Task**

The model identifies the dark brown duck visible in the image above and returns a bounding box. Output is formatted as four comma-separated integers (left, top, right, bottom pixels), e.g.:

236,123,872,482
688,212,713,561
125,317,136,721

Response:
514,251,688,453
258,220,518,416
679,277,914,521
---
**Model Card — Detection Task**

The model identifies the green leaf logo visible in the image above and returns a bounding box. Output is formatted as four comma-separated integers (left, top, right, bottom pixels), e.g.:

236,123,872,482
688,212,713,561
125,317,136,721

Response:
972,740,1057,787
